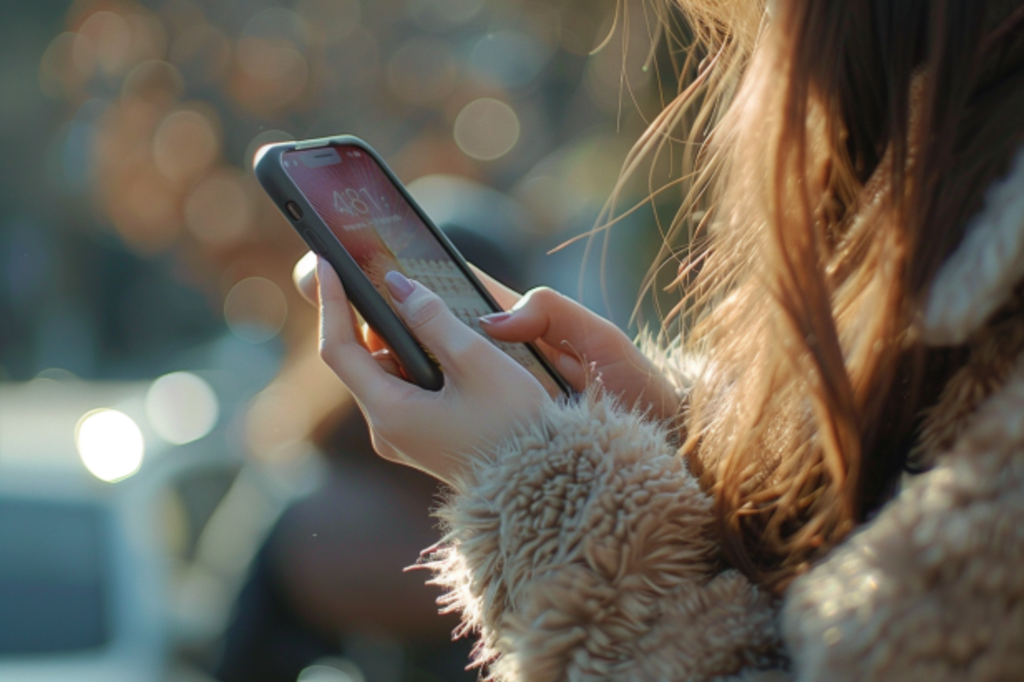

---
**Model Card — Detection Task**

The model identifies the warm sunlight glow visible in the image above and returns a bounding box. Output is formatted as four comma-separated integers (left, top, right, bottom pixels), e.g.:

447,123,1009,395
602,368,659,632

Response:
75,409,145,482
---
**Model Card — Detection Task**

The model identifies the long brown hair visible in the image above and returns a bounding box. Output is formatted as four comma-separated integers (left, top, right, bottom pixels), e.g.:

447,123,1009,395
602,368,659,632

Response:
635,0,1024,591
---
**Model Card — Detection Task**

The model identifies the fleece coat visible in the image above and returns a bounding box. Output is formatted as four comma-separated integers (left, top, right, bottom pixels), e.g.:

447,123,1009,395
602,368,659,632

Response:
422,143,1024,680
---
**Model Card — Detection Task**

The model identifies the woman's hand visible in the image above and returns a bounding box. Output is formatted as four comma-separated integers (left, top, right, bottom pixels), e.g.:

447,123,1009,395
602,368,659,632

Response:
475,274,681,424
295,251,681,422
310,256,551,485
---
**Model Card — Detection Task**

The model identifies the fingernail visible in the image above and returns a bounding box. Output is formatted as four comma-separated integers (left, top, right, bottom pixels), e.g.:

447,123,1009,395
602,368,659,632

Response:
479,311,513,325
299,250,318,275
384,270,415,303
315,256,327,280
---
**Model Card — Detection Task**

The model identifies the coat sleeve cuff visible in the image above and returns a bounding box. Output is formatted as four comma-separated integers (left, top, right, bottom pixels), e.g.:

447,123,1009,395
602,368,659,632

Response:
423,389,781,681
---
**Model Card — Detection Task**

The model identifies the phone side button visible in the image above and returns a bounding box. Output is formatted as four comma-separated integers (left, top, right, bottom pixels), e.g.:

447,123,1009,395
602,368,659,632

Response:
303,230,327,255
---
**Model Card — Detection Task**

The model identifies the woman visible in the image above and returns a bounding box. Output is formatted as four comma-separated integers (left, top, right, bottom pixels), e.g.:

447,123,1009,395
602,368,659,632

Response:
296,0,1024,679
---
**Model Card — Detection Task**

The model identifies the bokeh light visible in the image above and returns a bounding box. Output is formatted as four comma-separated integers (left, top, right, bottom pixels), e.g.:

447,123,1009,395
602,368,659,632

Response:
231,8,310,115
38,32,93,98
153,108,220,184
78,10,132,76
295,0,361,45
453,98,520,161
184,170,253,245
75,409,145,483
145,372,219,445
109,165,181,252
121,59,184,104
224,277,289,344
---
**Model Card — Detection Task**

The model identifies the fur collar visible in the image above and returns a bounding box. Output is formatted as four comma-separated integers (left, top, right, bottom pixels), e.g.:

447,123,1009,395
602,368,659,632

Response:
923,145,1024,346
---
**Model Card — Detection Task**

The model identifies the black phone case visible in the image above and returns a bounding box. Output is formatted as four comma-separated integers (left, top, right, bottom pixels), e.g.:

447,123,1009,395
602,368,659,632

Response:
254,135,571,395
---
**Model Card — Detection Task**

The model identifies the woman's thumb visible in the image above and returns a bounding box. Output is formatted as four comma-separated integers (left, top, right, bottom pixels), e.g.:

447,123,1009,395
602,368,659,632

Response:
384,271,484,371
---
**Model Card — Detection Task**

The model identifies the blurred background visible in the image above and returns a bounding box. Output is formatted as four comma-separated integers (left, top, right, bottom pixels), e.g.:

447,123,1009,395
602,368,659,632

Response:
0,0,682,680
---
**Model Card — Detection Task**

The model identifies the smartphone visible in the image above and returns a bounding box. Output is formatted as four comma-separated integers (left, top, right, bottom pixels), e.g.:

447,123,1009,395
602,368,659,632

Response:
254,135,570,396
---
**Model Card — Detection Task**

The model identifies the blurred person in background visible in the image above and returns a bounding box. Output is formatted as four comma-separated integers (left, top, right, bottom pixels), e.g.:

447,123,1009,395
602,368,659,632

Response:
216,402,475,682
300,0,1024,680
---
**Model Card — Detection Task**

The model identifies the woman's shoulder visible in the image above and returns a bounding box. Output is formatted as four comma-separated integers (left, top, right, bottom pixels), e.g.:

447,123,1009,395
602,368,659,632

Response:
779,136,1024,677
782,328,1024,680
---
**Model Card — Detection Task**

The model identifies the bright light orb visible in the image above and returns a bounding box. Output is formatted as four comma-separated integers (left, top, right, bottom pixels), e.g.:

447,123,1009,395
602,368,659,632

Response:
146,372,220,445
453,98,520,161
75,409,145,482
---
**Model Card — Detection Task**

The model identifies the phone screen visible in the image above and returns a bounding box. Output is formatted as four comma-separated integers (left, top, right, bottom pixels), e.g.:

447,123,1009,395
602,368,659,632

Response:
282,144,564,395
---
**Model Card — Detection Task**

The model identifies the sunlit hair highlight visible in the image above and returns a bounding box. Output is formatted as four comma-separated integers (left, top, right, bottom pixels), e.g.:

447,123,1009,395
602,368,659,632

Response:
617,0,1024,591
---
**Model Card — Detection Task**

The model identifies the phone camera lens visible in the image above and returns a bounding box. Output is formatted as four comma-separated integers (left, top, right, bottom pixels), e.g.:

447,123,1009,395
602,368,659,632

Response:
285,201,304,221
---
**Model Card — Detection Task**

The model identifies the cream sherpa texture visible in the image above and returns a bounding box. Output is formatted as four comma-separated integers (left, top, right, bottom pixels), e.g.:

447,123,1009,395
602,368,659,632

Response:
923,144,1024,346
782,356,1024,681
424,349,1024,681
426,390,781,682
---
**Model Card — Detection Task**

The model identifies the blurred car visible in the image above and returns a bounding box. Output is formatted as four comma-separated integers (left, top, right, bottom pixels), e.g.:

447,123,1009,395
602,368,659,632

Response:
0,377,264,682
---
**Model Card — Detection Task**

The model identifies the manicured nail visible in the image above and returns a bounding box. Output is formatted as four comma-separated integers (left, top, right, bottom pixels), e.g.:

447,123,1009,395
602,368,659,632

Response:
384,270,416,303
479,311,513,325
